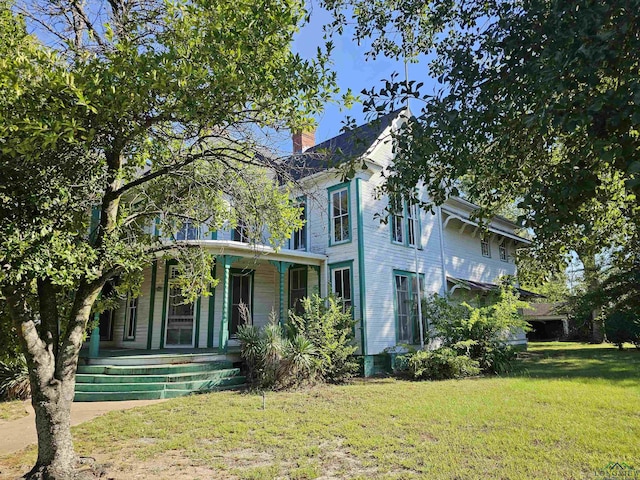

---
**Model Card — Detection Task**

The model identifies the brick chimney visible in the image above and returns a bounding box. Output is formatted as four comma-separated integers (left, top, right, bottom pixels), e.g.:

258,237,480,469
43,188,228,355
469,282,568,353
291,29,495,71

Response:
292,130,315,153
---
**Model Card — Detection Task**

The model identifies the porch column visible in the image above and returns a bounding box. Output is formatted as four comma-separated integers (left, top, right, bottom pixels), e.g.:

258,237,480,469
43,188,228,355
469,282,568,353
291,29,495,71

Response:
219,255,241,352
88,314,100,358
269,261,293,326
311,265,322,296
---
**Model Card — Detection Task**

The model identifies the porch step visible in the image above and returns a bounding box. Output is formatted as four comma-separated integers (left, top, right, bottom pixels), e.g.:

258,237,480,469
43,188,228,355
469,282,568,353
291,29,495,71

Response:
86,352,240,366
74,360,245,402
74,376,245,402
77,361,233,376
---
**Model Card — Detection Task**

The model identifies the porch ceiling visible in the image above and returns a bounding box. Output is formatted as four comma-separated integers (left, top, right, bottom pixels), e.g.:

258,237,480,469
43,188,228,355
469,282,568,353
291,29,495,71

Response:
174,240,327,265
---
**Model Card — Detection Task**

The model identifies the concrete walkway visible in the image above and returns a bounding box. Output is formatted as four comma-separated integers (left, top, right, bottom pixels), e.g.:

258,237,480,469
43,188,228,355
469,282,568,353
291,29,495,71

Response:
0,399,166,456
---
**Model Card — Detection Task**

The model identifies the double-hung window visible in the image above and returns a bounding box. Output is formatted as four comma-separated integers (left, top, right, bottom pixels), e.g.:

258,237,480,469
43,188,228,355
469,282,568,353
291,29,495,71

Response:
390,197,420,247
233,220,249,243
124,296,138,340
394,270,425,344
176,220,200,240
329,184,350,244
481,237,491,258
330,262,353,313
391,196,404,244
292,198,307,250
499,242,508,262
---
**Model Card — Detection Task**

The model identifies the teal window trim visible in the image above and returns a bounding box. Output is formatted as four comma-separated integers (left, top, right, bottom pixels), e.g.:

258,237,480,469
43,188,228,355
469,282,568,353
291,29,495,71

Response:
146,261,157,350
228,268,255,329
160,260,200,348
210,229,218,240
291,195,308,251
392,269,426,345
329,260,355,315
389,199,422,249
288,265,309,310
327,181,352,246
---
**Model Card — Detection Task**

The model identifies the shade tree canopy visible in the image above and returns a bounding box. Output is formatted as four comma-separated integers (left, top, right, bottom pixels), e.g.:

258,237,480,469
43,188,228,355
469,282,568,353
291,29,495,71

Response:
0,0,338,477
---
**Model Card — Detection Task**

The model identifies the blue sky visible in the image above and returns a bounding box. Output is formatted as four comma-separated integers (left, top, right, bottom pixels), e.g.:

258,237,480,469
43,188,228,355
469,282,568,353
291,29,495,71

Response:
290,5,435,151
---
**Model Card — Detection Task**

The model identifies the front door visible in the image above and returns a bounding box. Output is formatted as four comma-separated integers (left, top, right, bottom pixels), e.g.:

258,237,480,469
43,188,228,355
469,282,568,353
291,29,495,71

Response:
165,268,195,347
230,272,252,337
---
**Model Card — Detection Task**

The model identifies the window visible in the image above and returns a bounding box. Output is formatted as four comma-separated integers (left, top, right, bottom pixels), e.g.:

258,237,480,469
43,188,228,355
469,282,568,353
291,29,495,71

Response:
394,271,425,344
175,220,200,240
292,199,307,250
499,242,508,262
329,184,350,244
233,220,249,243
165,265,195,346
330,263,352,312
124,296,138,340
289,268,307,315
481,237,491,257
389,197,420,247
391,196,404,244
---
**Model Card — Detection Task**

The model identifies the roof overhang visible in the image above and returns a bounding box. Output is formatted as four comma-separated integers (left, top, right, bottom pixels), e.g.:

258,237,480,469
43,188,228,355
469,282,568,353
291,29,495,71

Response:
446,276,543,299
441,209,531,245
165,240,327,266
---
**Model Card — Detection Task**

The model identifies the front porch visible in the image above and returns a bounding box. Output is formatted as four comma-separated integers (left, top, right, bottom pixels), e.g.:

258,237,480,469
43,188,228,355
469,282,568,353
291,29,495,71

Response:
88,240,327,358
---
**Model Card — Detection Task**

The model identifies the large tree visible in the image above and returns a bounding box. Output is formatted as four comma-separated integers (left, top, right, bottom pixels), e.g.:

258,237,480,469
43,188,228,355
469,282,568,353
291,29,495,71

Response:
0,0,335,478
323,0,639,339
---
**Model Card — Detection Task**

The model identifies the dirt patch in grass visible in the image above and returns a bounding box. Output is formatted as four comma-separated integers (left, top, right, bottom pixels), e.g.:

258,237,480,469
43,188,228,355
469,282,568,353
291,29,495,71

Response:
0,400,30,422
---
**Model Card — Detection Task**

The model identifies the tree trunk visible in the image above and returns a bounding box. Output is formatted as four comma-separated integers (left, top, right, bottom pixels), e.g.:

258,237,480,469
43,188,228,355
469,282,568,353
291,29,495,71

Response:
4,281,103,480
26,370,78,480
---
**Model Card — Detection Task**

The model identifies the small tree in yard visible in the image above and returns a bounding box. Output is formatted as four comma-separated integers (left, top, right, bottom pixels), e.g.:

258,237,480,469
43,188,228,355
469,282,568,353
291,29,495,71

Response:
0,0,337,477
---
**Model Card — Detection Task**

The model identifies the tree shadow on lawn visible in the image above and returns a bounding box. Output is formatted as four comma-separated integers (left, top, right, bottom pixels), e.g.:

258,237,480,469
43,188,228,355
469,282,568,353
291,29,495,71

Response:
512,343,640,383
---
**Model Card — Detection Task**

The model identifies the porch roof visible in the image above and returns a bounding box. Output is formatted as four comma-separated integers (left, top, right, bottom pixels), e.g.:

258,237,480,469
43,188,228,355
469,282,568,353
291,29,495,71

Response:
175,239,327,266
447,276,544,299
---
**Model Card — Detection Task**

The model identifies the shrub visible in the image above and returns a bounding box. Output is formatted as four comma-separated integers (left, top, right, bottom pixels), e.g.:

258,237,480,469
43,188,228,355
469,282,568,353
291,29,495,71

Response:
237,309,317,390
288,294,358,383
404,347,480,380
0,355,30,400
424,287,529,374
605,309,640,350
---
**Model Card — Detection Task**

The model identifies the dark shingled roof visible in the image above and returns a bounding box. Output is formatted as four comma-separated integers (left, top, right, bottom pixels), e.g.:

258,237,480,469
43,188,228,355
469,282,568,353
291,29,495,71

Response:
285,109,403,180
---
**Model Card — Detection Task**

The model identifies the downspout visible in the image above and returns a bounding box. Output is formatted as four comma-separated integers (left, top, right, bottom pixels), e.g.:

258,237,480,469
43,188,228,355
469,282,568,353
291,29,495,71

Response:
437,206,448,295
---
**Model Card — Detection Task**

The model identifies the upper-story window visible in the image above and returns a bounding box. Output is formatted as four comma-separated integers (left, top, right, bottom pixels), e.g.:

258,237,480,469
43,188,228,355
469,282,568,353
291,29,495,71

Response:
329,184,350,244
499,242,508,262
481,237,491,257
233,220,249,243
391,196,404,244
390,198,419,247
292,198,307,250
175,220,200,240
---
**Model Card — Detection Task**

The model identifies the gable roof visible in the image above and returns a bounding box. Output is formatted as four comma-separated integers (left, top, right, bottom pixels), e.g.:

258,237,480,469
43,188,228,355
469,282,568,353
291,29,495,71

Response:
285,109,404,180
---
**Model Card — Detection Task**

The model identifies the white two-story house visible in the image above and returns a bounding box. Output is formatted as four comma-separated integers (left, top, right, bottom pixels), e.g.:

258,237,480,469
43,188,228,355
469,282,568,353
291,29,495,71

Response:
93,109,531,376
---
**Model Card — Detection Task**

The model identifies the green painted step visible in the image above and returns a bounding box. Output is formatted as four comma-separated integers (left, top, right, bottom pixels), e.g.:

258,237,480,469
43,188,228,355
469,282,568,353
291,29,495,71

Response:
75,368,240,384
77,361,233,376
75,375,246,393
73,377,246,402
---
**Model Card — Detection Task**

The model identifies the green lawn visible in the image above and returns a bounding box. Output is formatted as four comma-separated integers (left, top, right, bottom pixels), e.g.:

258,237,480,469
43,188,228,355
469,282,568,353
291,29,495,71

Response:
2,342,640,479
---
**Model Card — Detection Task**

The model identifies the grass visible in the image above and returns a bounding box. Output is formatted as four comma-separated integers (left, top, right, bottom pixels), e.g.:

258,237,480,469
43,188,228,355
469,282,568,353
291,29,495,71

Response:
2,342,639,479
0,399,29,421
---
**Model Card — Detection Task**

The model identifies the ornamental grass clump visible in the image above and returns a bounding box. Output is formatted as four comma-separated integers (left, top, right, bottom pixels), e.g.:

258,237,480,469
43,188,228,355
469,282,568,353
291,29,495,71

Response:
237,294,358,390
0,355,30,400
